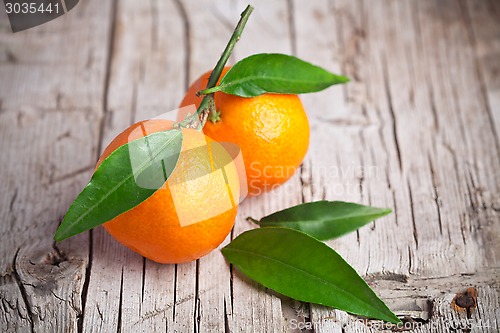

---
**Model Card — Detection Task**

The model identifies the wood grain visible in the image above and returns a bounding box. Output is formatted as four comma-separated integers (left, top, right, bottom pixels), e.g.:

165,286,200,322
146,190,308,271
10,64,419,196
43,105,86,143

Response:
0,0,114,331
0,0,498,332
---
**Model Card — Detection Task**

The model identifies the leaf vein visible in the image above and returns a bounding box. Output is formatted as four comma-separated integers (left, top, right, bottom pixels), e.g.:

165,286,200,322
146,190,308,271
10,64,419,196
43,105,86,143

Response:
225,247,385,315
58,130,181,237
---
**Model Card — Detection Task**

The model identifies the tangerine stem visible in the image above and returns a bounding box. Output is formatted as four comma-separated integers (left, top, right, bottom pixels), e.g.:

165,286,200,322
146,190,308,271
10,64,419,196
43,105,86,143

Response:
204,5,253,94
192,5,253,130
198,86,221,96
246,216,260,224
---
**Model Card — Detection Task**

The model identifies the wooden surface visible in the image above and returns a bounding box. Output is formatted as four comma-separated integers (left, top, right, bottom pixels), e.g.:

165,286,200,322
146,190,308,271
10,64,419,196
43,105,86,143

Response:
1,0,499,332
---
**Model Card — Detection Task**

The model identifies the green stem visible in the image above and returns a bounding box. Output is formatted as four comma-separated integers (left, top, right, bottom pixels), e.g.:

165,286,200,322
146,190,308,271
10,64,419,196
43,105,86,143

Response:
189,5,253,130
198,86,221,96
202,5,253,97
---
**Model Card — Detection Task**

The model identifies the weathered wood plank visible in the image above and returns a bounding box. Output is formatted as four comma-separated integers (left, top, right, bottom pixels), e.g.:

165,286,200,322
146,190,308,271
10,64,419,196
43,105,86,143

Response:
415,0,500,270
227,1,306,332
0,0,114,331
463,0,500,267
80,0,187,332
1,0,499,332
292,0,500,332
292,0,397,330
180,2,236,331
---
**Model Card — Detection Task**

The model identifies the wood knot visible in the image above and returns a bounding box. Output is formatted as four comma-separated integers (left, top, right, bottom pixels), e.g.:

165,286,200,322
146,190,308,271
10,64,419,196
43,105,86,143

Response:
44,244,68,266
451,287,477,313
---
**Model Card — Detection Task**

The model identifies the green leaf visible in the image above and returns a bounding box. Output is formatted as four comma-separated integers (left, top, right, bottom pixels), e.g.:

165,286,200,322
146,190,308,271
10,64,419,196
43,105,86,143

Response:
222,228,400,324
251,201,392,240
206,53,349,97
54,129,183,241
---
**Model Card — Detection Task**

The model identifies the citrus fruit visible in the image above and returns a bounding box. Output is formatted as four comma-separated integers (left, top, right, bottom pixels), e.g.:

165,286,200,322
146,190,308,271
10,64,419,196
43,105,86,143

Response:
179,68,310,196
97,119,239,264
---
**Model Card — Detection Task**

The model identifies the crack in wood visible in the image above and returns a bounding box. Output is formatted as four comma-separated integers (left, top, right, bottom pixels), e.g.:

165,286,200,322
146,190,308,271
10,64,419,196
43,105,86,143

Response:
229,262,234,313
466,168,479,217
141,258,146,305
12,249,34,333
428,156,443,236
172,0,191,92
299,166,307,204
77,230,93,333
407,181,419,248
457,0,500,158
299,160,317,203
223,298,230,333
130,72,139,125
172,264,177,320
381,53,403,172
116,268,124,333
96,303,103,322
428,84,440,132
97,0,119,157
194,260,200,333
404,47,416,109
392,190,399,226
1,296,16,314
358,150,366,204
9,189,18,213
374,104,395,198
453,96,475,173
304,302,313,333
49,288,79,316
408,246,413,274
194,298,201,332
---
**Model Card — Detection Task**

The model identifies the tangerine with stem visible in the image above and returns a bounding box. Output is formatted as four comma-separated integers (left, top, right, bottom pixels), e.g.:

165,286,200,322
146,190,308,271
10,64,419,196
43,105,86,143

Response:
179,68,310,196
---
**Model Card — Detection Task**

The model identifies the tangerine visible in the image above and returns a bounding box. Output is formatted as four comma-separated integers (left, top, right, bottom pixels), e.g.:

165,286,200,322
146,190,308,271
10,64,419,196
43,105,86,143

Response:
179,68,310,196
97,119,239,264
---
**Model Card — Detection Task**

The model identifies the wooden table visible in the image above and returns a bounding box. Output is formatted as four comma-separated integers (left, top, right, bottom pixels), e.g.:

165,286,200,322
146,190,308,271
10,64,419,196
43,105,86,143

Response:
1,1,499,332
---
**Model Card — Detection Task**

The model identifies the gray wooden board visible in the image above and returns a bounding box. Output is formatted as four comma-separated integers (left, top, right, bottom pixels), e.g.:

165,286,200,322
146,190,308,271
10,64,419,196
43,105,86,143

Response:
0,0,498,332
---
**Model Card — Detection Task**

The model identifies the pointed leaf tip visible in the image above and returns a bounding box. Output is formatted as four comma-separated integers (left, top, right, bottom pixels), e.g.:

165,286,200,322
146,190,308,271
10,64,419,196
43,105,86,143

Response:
54,129,183,241
253,200,393,240
217,53,350,97
222,227,400,324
